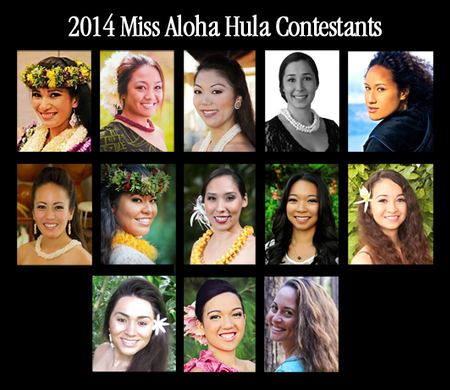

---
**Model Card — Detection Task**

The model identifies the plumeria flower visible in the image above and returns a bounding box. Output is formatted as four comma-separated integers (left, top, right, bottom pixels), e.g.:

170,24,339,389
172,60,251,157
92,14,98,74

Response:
354,186,373,213
190,195,211,230
152,314,169,336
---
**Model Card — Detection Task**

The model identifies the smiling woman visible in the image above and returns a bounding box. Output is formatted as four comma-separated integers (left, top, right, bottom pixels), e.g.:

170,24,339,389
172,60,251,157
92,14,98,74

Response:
100,164,171,265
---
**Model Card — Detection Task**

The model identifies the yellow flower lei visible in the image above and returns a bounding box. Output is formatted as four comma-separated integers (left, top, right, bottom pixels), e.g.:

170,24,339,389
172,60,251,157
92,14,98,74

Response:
112,230,158,261
190,225,254,265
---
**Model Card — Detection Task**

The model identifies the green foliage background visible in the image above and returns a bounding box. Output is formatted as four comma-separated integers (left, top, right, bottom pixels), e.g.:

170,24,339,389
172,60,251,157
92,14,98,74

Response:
183,277,256,365
347,163,434,263
92,275,177,371
264,164,339,243
99,50,175,151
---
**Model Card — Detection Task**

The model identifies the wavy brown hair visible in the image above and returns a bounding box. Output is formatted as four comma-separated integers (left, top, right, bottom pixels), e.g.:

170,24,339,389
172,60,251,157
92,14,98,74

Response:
357,169,432,264
283,278,339,372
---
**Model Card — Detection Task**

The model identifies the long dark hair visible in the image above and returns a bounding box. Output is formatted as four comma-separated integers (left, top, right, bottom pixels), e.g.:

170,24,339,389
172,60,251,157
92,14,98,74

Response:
37,57,92,132
366,51,433,118
100,164,153,264
357,169,432,264
266,172,338,265
30,166,88,250
102,277,170,371
195,53,255,148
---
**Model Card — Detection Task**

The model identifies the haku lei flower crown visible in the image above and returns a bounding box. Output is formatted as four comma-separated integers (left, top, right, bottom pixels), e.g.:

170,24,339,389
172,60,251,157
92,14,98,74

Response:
152,314,170,336
354,186,373,213
102,164,170,197
21,61,91,89
184,302,208,345
190,195,211,230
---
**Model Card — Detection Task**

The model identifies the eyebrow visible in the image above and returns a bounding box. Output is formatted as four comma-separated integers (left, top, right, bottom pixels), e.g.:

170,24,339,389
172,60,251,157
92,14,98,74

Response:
134,80,162,85
206,191,237,196
364,82,387,86
288,193,318,198
376,193,405,198
207,307,243,315
273,301,296,312
36,201,65,205
285,72,313,77
114,311,153,320
194,83,227,89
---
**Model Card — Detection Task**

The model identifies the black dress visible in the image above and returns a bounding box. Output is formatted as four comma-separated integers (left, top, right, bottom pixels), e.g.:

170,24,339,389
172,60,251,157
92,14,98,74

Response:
100,121,162,152
265,116,339,152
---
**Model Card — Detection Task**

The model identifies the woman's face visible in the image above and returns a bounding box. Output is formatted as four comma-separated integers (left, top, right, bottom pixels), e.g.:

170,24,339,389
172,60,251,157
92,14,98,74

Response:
364,65,409,121
267,286,298,344
32,183,74,240
113,192,158,236
370,178,407,235
109,296,154,357
198,292,246,353
31,88,78,133
193,69,241,132
286,179,319,233
282,60,318,111
122,65,163,121
204,175,247,232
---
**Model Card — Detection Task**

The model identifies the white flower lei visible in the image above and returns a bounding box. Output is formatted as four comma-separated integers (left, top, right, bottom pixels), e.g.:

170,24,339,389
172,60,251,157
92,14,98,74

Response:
100,51,130,116
19,124,88,152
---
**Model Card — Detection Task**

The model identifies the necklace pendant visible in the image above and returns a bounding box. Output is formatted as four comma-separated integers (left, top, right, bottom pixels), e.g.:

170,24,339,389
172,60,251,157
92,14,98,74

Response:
297,256,301,260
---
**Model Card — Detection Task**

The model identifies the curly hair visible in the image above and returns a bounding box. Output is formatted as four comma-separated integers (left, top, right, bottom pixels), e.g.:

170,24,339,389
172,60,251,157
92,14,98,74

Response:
366,51,433,117
265,172,339,265
282,278,339,372
357,169,432,264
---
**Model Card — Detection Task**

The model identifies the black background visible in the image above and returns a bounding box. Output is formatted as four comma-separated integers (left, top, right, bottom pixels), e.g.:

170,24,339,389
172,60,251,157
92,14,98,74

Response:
13,9,442,384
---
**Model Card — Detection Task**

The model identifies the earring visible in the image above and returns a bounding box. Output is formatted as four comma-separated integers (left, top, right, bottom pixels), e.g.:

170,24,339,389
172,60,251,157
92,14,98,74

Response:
109,333,114,348
34,223,37,235
69,109,79,127
234,100,241,110
68,221,71,235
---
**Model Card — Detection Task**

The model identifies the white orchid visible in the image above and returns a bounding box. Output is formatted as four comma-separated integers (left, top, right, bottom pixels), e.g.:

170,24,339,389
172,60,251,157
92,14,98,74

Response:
190,195,211,230
152,314,170,336
354,186,373,213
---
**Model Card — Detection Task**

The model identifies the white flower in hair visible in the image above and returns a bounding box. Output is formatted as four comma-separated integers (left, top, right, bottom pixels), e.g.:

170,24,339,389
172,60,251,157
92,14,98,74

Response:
152,314,170,336
190,195,211,230
354,186,373,213
100,51,130,116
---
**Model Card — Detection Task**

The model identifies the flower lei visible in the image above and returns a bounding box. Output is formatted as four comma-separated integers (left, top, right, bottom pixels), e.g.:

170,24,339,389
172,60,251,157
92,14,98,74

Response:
112,229,158,261
18,121,89,152
21,61,91,89
190,226,254,265
184,302,207,345
101,164,170,197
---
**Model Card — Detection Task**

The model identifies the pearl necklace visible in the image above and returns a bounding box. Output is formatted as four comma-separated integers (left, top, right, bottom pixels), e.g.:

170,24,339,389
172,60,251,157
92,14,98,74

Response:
198,124,241,151
34,235,81,260
280,108,320,133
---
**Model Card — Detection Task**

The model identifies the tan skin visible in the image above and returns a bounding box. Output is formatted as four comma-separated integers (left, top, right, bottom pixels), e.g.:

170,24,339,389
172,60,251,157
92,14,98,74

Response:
191,69,254,152
190,292,255,372
117,65,167,151
17,183,91,265
190,175,255,264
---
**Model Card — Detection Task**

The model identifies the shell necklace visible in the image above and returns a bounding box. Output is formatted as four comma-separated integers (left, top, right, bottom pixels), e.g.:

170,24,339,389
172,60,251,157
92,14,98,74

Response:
198,124,241,151
35,234,81,260
280,108,320,133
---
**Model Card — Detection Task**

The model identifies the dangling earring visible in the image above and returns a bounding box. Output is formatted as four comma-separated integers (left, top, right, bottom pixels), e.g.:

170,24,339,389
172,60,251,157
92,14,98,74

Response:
234,100,241,110
69,109,79,127
34,223,37,235
68,221,71,235
109,333,114,348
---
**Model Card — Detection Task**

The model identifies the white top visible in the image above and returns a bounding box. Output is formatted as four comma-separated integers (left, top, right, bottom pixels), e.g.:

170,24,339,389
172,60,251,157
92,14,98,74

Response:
109,244,155,265
265,240,316,265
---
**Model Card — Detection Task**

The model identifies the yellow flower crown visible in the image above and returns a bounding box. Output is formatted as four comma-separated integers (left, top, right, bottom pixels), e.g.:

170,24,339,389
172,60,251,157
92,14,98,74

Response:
21,60,91,89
